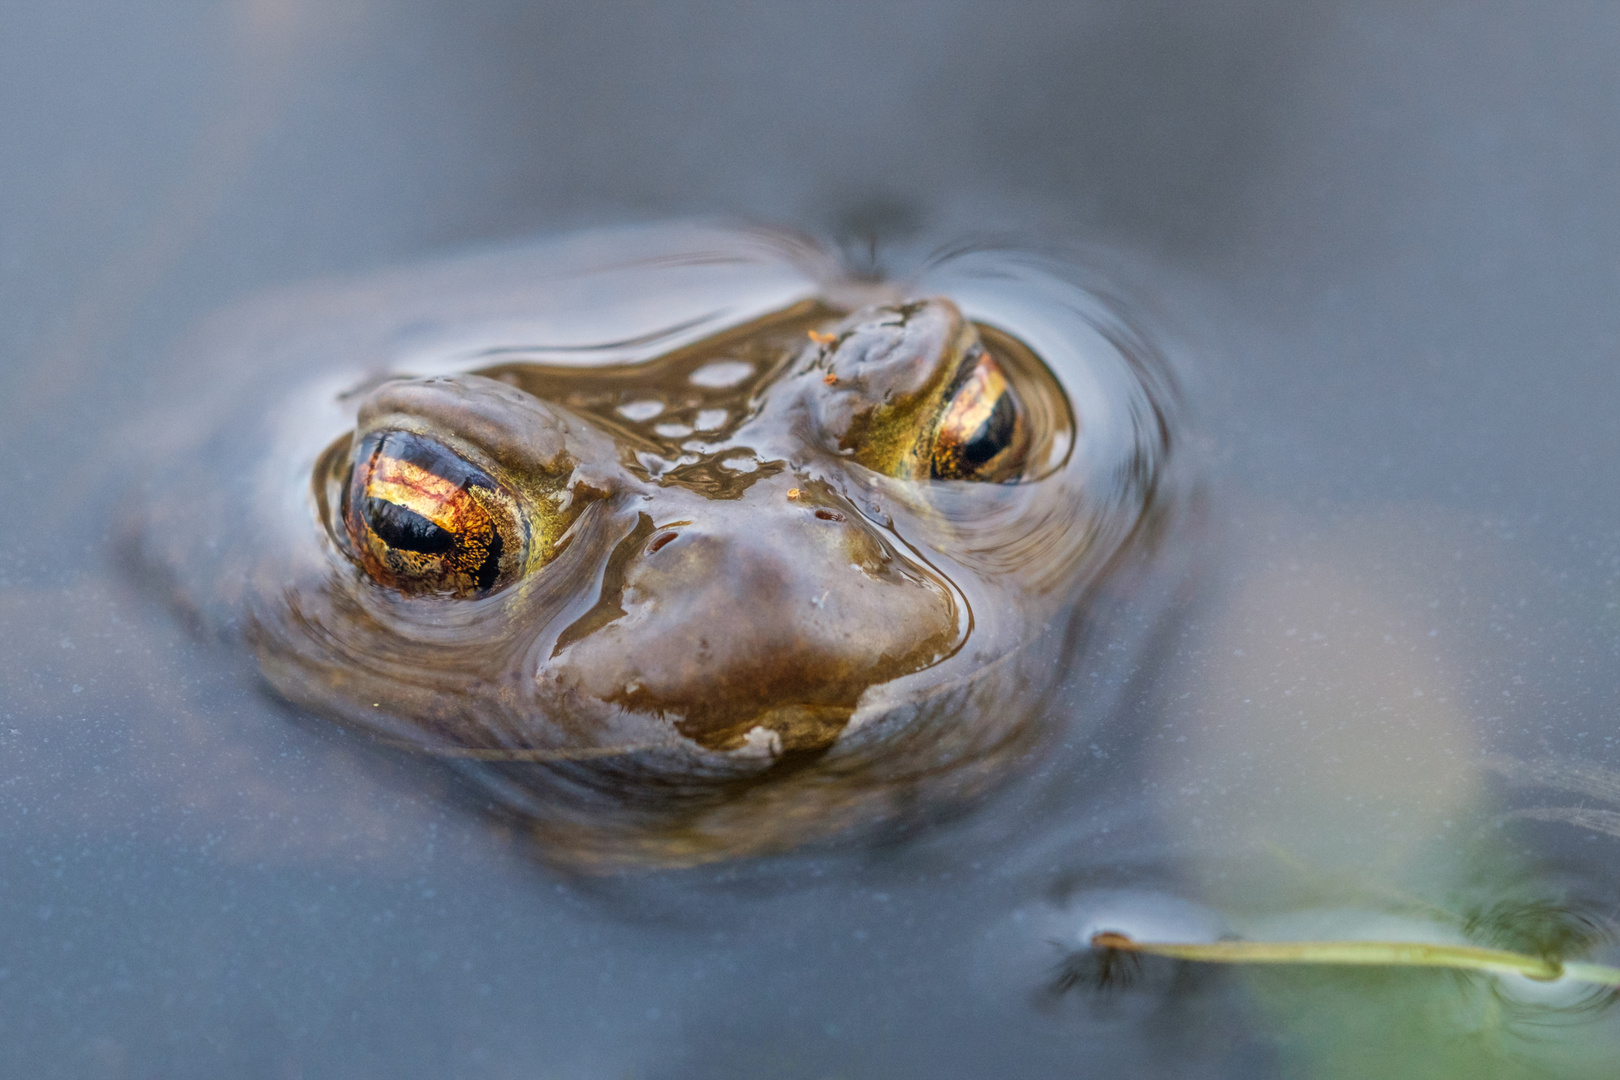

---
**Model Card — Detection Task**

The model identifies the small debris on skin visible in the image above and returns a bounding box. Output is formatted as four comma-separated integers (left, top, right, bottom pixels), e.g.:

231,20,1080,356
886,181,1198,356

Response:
787,488,802,500
736,725,784,759
807,330,837,345
822,371,838,385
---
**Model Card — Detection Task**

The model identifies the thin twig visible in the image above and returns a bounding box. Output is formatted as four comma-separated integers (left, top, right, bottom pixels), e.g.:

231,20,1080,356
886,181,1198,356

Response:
1090,933,1620,988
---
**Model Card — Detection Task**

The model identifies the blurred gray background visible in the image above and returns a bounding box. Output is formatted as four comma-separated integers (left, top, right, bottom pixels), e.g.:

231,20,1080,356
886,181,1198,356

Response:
6,1,1617,532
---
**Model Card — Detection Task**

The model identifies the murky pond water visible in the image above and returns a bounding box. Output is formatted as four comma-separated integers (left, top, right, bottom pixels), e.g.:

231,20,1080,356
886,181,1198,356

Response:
5,4,1620,1078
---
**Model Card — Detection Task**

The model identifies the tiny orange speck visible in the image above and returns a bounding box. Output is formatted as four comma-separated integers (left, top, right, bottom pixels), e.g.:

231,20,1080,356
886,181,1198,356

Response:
822,371,838,385
787,488,802,500
807,330,837,345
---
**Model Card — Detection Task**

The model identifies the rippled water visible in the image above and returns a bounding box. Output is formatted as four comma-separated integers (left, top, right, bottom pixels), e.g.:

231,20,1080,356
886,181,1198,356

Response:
4,4,1620,1078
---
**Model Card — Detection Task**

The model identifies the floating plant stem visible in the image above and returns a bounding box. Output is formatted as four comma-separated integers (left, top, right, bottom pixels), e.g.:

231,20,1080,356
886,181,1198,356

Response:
1089,933,1620,988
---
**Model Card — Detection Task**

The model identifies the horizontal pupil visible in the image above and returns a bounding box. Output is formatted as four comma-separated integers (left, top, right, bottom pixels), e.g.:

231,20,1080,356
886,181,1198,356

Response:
956,389,1017,468
363,496,455,554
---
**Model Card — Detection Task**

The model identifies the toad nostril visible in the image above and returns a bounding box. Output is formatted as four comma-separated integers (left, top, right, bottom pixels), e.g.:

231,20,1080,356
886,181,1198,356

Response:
646,531,679,555
813,508,845,523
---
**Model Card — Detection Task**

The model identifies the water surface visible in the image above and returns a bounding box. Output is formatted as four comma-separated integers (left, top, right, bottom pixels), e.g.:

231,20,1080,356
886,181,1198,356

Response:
3,4,1619,1078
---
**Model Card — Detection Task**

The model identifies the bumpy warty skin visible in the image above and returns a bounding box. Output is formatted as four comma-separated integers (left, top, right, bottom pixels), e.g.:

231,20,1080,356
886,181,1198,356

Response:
133,224,1174,868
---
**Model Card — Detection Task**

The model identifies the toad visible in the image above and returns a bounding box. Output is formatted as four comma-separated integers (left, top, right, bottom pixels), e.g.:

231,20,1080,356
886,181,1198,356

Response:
136,228,1171,868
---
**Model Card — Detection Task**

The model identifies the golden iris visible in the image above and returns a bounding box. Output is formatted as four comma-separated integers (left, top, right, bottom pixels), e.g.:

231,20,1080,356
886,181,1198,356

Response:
342,430,526,597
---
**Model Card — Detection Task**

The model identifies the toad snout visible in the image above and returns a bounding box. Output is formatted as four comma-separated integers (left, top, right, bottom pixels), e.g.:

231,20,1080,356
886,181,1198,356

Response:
543,494,962,753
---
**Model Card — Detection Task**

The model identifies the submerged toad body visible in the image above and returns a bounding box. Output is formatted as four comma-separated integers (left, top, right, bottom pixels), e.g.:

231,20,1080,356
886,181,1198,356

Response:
139,229,1171,867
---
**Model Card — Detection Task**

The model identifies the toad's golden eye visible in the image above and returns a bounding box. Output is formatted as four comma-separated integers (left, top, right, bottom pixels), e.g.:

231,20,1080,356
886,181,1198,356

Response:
927,349,1030,482
342,430,526,597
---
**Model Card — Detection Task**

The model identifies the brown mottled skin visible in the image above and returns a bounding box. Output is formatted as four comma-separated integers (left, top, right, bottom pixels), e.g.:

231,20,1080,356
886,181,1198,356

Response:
155,289,1144,869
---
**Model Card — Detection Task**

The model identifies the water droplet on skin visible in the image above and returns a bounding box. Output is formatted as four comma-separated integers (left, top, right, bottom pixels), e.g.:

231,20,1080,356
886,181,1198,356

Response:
654,422,694,439
617,399,664,421
693,408,728,431
689,360,753,388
